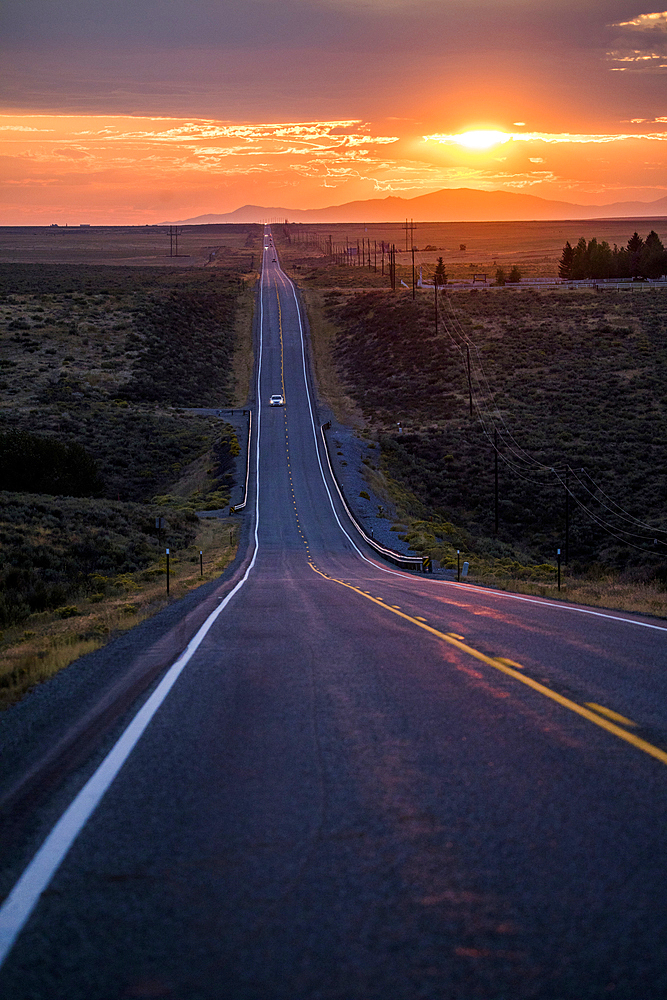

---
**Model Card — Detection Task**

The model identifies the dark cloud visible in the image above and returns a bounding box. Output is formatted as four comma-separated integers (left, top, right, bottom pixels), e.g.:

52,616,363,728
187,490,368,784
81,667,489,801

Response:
1,1,665,125
0,0,640,52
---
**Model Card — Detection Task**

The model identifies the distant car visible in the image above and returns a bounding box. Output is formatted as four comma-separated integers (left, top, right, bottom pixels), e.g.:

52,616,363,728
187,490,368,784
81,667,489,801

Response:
269,393,284,406
272,257,276,262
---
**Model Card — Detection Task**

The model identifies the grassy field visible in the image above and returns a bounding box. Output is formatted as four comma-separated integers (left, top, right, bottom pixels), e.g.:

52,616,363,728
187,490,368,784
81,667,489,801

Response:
0,510,238,710
274,218,667,285
0,241,258,705
304,278,667,617
0,223,263,270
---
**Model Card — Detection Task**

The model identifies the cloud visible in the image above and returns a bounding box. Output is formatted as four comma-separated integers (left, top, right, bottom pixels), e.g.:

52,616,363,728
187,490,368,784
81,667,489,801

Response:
424,129,667,145
0,124,50,132
607,10,667,70
611,11,667,33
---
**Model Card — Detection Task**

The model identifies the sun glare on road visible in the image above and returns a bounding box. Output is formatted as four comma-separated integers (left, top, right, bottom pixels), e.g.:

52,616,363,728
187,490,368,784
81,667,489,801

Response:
454,130,511,149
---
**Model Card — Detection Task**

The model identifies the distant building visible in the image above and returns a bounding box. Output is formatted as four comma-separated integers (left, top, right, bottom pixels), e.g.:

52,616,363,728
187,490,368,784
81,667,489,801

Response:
79,224,90,228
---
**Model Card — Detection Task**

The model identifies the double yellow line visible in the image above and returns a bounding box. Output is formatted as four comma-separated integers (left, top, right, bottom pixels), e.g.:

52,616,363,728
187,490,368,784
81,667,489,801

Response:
275,284,285,399
308,562,667,768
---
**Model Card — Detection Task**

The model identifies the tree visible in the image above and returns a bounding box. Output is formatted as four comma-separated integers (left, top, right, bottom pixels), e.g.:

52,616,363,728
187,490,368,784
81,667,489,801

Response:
558,241,574,279
507,265,522,284
434,256,447,285
640,230,667,279
627,232,644,277
494,266,506,286
570,237,589,280
588,239,614,279
0,431,104,497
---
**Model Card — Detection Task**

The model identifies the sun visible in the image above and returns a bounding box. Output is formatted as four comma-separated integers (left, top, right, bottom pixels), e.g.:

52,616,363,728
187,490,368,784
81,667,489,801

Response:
453,130,511,150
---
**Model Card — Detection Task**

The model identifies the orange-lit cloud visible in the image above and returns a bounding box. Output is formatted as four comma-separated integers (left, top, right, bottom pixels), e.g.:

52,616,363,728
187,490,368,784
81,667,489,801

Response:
3,3,667,221
607,9,667,71
2,112,667,224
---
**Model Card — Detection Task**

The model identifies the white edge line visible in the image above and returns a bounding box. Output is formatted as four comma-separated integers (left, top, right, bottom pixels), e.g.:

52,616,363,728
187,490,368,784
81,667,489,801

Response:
283,272,667,636
0,233,269,969
318,424,420,567
429,579,667,632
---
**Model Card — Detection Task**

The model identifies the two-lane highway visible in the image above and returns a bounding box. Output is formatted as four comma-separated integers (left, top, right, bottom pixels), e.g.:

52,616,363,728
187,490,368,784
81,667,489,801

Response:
1,230,666,998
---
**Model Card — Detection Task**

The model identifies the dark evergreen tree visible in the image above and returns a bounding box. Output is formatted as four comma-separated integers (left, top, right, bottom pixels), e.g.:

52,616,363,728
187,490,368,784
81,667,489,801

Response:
640,230,667,279
627,232,644,277
570,237,589,279
589,239,614,279
507,265,522,283
0,432,104,497
558,240,574,279
434,256,447,285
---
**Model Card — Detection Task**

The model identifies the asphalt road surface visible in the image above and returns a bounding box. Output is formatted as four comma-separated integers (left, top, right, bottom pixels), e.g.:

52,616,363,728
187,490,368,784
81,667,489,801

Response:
1,230,667,999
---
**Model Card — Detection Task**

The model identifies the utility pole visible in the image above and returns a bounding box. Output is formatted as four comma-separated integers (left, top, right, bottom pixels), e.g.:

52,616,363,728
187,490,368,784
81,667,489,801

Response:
381,242,385,275
405,218,409,252
411,246,416,299
467,344,473,416
565,466,570,564
494,429,499,535
434,275,438,335
374,240,377,272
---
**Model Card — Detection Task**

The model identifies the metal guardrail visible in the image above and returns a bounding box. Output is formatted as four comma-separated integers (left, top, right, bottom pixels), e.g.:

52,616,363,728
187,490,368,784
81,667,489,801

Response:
320,423,423,571
230,409,252,513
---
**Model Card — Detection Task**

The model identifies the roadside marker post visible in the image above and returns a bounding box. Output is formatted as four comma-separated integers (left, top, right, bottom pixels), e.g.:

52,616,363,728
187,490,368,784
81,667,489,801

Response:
457,549,460,582
166,548,170,595
557,548,561,592
200,550,203,577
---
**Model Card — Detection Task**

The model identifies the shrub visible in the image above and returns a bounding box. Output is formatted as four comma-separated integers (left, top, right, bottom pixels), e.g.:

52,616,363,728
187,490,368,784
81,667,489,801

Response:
0,431,104,497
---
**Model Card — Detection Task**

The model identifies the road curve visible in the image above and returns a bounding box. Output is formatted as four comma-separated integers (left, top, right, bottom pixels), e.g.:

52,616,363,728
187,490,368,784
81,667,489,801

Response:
0,230,666,999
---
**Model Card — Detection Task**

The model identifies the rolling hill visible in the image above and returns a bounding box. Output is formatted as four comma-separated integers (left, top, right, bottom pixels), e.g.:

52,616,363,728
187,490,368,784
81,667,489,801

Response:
165,188,667,225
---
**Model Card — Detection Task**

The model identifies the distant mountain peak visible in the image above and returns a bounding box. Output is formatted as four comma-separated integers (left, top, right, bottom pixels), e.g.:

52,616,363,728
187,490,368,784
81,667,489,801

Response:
162,187,667,225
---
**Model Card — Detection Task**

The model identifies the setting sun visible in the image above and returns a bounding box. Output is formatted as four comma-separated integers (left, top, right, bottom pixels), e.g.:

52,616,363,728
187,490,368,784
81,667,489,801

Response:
453,130,511,150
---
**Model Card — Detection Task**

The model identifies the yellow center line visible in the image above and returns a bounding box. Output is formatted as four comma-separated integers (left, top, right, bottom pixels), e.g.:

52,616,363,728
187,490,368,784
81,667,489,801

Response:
585,703,638,727
494,656,524,669
307,562,667,769
275,285,285,399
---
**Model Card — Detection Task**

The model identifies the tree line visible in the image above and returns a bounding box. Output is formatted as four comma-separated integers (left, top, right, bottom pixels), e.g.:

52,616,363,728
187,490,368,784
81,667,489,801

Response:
558,231,667,281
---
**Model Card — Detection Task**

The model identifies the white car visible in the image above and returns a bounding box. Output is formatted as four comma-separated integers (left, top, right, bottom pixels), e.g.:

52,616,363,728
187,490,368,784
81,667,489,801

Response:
269,393,284,406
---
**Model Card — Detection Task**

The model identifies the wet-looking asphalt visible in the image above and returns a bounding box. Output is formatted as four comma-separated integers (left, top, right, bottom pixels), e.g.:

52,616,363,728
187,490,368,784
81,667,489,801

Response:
0,230,666,999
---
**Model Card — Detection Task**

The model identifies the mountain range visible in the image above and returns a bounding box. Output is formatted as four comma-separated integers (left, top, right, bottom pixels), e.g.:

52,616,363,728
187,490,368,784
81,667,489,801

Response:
164,187,667,226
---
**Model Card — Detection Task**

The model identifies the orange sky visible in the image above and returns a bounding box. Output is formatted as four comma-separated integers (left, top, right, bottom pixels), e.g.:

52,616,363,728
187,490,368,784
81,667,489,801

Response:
1,3,667,224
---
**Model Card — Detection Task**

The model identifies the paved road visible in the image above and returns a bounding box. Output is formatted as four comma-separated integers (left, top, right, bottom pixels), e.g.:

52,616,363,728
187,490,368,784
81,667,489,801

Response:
1,231,667,998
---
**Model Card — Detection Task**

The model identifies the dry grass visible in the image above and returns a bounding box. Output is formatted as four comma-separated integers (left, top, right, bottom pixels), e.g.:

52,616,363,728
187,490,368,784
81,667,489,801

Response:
229,279,256,406
0,224,262,268
0,516,239,711
302,288,365,426
467,572,667,620
275,219,667,284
